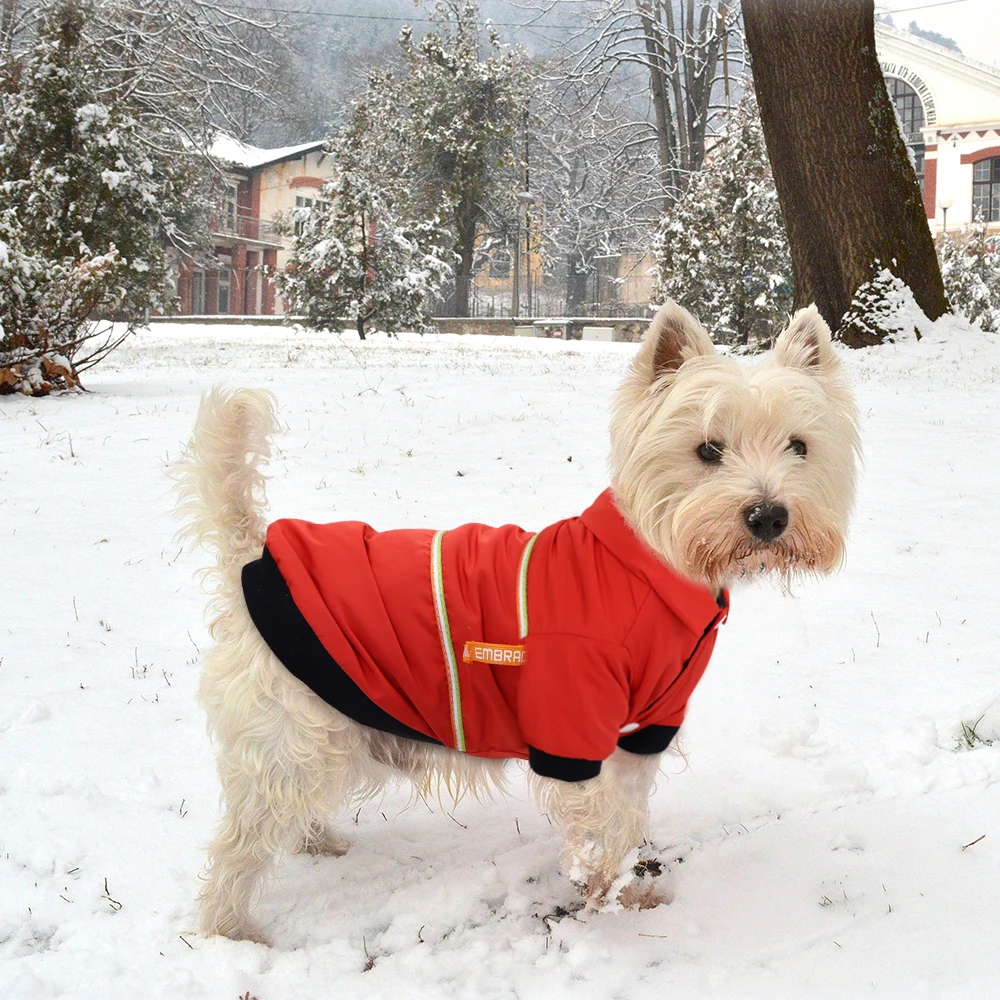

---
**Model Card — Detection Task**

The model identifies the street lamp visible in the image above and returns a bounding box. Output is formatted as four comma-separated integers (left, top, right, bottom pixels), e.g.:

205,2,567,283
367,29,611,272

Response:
515,190,536,318
940,196,953,235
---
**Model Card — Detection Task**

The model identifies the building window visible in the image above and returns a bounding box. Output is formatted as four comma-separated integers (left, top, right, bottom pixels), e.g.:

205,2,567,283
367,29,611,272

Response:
973,158,1000,222
218,270,231,314
222,184,238,233
192,270,205,314
294,195,329,236
886,77,926,195
887,78,925,138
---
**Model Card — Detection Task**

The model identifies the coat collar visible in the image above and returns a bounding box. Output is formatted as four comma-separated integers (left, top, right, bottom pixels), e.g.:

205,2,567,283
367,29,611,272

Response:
580,489,728,635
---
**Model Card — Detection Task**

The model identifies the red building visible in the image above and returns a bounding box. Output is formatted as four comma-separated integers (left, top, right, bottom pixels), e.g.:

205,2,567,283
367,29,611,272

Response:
175,137,334,316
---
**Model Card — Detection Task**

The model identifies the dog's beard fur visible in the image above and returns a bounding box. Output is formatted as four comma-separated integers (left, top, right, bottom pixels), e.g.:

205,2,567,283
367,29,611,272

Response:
174,301,860,941
610,302,860,591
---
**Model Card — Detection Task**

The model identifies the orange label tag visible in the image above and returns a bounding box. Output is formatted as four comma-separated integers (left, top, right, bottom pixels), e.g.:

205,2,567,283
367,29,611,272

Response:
462,641,526,666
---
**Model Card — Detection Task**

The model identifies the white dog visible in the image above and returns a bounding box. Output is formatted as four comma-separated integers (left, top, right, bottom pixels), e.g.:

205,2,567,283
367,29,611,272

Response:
173,302,859,942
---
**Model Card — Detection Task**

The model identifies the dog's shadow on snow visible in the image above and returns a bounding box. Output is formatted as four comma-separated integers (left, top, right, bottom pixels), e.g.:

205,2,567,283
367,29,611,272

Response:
253,792,682,955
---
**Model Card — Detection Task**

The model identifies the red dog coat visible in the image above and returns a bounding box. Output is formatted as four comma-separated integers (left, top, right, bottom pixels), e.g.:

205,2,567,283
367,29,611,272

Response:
243,489,728,781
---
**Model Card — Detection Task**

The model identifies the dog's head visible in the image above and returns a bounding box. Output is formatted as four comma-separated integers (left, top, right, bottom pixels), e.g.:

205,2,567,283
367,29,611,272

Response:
609,301,860,590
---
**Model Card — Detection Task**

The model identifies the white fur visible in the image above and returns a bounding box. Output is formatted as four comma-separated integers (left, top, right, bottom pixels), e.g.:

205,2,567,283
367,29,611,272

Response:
174,306,859,941
611,302,860,589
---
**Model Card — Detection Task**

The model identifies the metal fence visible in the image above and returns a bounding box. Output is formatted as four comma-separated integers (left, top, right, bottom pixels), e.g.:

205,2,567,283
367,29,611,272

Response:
432,251,657,319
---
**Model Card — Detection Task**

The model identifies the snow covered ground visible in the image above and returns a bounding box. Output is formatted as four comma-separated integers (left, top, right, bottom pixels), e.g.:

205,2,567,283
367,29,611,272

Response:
2,320,999,999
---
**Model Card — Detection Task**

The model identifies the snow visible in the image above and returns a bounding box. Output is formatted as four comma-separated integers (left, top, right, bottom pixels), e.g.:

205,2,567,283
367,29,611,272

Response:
209,134,326,171
2,319,999,998
75,103,110,134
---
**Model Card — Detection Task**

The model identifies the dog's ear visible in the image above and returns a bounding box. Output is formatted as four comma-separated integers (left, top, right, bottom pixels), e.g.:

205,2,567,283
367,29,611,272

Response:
774,305,838,373
645,301,716,382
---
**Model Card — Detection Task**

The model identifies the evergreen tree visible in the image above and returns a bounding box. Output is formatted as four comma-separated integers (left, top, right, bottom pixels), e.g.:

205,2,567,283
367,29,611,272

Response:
654,183,722,330
361,1,530,317
937,221,1000,333
655,89,792,346
0,0,176,394
0,209,124,393
276,171,453,340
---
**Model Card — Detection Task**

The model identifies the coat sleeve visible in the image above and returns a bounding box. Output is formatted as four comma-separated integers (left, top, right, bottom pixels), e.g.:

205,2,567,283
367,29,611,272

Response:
518,633,632,779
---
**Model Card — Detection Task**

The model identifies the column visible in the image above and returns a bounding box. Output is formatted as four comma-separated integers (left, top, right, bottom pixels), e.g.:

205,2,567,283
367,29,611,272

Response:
231,244,247,316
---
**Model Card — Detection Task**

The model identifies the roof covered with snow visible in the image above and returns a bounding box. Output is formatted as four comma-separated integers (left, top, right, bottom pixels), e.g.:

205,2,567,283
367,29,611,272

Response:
210,134,327,170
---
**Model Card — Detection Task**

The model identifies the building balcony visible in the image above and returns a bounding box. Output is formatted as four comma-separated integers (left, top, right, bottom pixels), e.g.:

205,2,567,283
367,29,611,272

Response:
210,213,285,249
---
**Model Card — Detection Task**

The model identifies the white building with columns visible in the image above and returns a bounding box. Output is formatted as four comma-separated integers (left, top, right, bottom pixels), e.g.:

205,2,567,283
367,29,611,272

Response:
876,22,1000,235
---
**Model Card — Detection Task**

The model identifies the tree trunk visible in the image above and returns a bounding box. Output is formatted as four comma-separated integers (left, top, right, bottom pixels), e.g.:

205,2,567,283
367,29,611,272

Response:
742,0,948,344
453,200,477,318
639,5,679,211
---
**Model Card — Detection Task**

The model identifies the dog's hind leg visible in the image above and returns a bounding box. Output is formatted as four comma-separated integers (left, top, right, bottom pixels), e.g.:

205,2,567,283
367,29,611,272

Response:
198,725,358,940
198,632,363,941
530,748,661,909
199,757,297,942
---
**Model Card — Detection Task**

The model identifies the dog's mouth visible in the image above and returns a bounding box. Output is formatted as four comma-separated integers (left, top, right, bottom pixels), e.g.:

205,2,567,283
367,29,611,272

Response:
732,540,822,578
684,518,845,589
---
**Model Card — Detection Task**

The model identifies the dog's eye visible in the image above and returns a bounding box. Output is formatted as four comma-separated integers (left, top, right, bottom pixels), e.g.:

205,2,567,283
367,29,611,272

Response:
788,439,807,457
697,441,725,463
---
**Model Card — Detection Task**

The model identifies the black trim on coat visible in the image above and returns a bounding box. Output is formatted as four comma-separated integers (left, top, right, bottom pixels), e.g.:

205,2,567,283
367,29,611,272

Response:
242,548,442,746
616,724,679,755
528,747,602,782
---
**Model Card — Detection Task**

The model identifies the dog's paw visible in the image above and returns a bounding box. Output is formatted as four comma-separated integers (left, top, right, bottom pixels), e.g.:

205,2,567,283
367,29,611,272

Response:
233,927,272,946
298,823,350,857
579,867,622,911
617,879,669,910
578,855,670,911
198,919,272,945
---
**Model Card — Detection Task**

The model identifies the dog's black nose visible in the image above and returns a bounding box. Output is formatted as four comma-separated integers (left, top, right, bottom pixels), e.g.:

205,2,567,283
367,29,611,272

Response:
743,502,789,543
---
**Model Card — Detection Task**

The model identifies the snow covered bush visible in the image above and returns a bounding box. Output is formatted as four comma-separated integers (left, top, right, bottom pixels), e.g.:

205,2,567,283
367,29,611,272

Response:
654,88,792,347
0,0,176,395
0,212,131,394
937,220,1000,332
838,264,934,346
276,172,454,339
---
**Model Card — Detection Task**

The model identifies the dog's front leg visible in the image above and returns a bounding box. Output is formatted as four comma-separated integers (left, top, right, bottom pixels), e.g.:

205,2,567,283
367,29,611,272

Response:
531,748,661,909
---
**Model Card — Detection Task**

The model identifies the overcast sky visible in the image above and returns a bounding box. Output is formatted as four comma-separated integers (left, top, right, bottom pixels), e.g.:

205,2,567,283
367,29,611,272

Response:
878,0,1000,67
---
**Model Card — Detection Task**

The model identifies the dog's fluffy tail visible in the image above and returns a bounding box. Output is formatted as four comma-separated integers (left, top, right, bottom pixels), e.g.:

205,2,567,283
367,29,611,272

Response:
171,388,278,628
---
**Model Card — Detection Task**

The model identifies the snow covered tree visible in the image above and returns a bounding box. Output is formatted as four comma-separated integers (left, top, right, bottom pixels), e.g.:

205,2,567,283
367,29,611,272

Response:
37,0,283,153
526,0,742,212
0,0,177,394
322,2,530,318
654,187,721,331
533,79,659,314
334,67,414,211
937,221,1000,333
276,171,453,340
0,210,128,394
396,1,531,316
654,88,792,346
